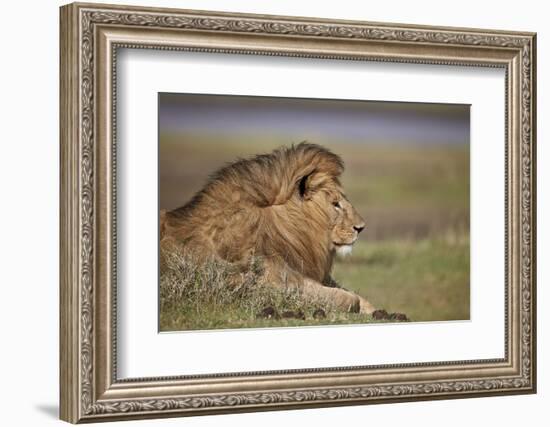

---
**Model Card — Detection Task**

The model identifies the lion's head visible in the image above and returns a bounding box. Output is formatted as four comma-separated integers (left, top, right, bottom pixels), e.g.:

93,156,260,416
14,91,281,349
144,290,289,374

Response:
162,142,365,284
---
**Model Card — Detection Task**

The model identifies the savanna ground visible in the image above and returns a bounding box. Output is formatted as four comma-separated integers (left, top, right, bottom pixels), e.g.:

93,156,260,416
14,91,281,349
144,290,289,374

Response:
159,134,470,331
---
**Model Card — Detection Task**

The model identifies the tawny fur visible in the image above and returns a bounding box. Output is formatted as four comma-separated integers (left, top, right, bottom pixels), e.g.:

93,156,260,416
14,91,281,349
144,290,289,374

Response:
161,142,375,314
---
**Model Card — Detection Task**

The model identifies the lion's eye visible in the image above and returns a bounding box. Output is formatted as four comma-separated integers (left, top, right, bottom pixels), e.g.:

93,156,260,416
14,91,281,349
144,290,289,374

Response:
333,201,342,210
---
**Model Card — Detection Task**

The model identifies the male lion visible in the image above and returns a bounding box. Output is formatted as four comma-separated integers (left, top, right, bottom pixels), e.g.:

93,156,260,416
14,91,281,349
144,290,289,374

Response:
160,142,376,314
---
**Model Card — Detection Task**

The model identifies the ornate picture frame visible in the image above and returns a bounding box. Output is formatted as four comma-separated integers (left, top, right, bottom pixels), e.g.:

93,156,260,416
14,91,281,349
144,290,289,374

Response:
60,2,536,423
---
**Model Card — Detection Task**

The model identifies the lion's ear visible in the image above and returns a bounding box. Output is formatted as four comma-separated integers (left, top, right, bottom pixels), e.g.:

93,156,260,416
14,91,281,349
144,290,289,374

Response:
298,171,317,200
298,174,309,199
297,170,334,201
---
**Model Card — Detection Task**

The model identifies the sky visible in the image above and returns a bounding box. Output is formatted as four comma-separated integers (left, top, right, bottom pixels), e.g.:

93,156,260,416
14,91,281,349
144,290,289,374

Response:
159,92,470,146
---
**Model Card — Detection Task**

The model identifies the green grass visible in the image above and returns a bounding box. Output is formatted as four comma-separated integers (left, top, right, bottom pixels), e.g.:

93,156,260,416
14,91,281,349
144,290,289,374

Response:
161,303,381,331
333,237,470,322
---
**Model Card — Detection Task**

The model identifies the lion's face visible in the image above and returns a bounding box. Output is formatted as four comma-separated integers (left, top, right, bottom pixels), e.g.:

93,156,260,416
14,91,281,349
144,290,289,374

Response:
297,165,366,261
326,190,365,257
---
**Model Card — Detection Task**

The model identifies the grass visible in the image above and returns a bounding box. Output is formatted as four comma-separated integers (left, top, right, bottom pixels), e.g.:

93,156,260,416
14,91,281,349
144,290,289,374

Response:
159,243,381,331
333,236,470,322
159,233,469,331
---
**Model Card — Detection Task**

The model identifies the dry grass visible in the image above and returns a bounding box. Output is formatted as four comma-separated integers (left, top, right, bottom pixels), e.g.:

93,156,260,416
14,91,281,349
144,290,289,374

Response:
159,242,379,331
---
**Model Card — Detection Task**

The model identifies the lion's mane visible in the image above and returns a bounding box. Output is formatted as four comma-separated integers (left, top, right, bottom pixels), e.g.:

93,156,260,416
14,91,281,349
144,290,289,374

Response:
161,142,344,284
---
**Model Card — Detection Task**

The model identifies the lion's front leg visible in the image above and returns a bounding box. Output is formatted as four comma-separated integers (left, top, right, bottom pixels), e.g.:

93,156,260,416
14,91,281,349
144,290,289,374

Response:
301,278,361,313
262,257,376,314
325,276,376,315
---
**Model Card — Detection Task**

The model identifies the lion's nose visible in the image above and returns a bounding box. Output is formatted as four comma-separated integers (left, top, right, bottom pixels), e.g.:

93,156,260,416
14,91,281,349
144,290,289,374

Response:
354,223,365,234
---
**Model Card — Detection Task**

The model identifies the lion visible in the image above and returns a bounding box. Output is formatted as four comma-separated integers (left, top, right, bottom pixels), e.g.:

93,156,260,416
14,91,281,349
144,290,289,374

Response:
160,142,376,314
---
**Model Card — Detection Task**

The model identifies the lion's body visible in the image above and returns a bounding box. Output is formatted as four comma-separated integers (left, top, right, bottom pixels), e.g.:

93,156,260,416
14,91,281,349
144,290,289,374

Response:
161,143,375,314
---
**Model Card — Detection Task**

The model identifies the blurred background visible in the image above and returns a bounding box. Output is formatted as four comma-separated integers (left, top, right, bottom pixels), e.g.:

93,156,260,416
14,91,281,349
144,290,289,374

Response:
159,93,470,321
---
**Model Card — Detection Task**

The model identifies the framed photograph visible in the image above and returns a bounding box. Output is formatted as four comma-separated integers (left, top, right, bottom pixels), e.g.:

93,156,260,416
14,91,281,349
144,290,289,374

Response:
60,2,537,423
